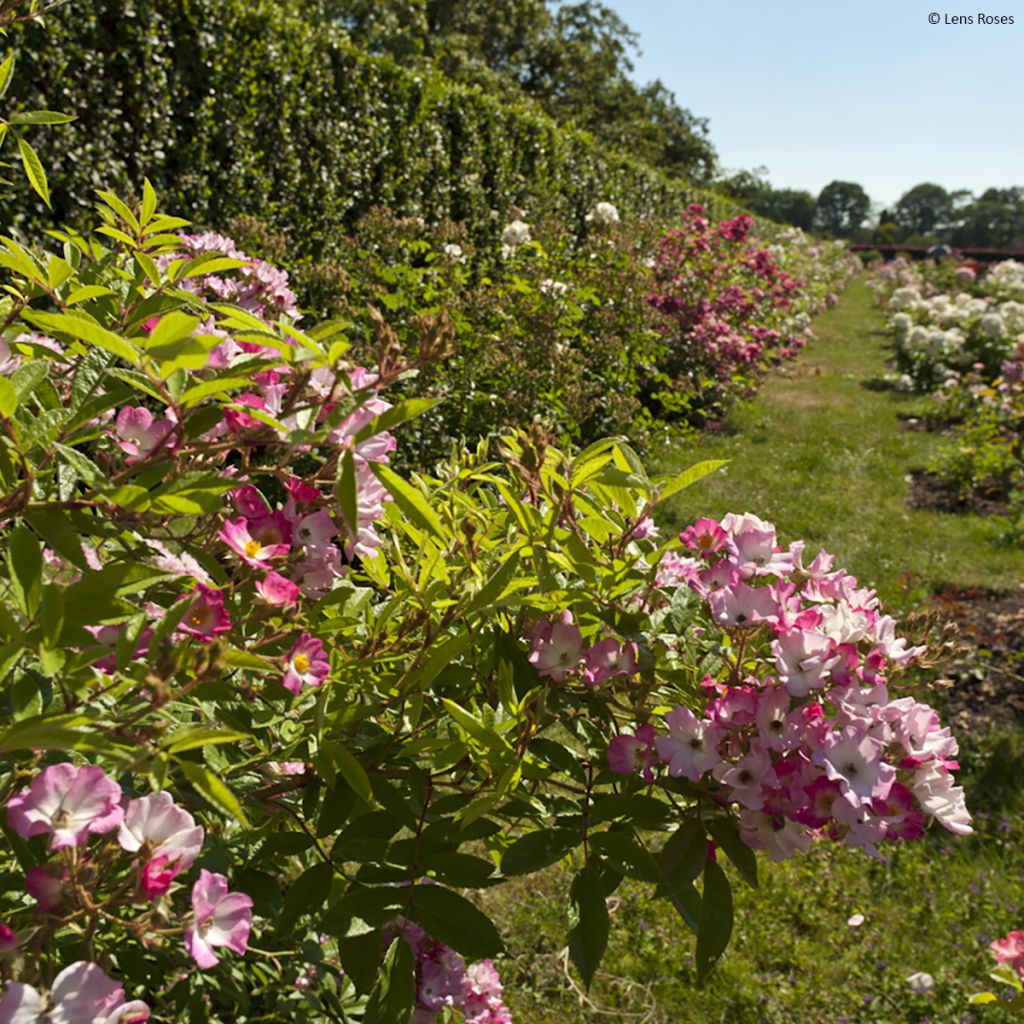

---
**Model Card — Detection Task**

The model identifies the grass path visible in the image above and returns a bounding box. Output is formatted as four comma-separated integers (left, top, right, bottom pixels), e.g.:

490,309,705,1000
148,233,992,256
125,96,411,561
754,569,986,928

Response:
491,281,1024,1024
654,278,1024,601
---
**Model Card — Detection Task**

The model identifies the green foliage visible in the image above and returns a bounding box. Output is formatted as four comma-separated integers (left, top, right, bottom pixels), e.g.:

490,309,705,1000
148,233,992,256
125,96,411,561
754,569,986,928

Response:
5,0,737,264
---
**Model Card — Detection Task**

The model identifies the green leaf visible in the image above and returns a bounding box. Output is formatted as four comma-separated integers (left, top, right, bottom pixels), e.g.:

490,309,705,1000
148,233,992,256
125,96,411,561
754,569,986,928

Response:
163,726,250,754
144,311,200,349
65,285,116,305
364,937,415,1024
336,448,358,538
0,377,16,417
707,818,758,888
178,376,250,408
336,926,382,996
54,444,105,486
696,859,733,983
589,830,659,882
176,254,249,281
141,179,158,226
420,851,494,887
656,460,729,503
0,53,15,101
352,398,440,443
25,508,89,571
0,713,109,755
277,861,334,933
96,190,140,233
178,761,250,826
38,583,64,650
24,311,138,365
371,463,450,543
655,821,707,895
500,828,579,876
7,524,42,618
16,135,49,207
9,110,75,125
567,863,609,991
465,550,523,615
408,885,503,959
322,741,374,807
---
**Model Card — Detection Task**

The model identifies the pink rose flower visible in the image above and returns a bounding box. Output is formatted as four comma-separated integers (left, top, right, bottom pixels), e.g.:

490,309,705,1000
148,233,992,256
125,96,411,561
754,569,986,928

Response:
179,583,232,639
281,634,330,695
184,870,253,969
25,863,65,911
255,571,301,607
0,960,149,1023
7,764,123,849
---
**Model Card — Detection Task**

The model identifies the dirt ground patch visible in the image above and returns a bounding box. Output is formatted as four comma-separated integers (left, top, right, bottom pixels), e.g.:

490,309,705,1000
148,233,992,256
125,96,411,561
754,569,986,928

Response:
906,469,1010,517
929,584,1024,734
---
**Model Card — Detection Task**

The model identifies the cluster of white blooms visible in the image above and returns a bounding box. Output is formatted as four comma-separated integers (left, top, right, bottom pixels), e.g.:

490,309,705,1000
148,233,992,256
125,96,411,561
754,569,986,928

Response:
904,325,966,358
585,201,620,227
441,242,467,264
500,219,531,257
987,259,1024,298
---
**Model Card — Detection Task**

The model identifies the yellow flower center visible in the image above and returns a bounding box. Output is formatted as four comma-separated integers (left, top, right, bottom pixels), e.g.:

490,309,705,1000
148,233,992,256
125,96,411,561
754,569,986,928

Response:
293,654,310,673
245,539,262,558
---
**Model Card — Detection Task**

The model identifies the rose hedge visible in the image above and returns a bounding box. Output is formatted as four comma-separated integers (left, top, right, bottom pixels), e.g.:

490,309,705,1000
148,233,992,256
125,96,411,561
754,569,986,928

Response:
0,182,971,1023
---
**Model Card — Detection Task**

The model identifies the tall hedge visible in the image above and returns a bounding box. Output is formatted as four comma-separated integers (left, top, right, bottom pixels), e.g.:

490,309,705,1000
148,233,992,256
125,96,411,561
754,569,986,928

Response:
7,0,745,258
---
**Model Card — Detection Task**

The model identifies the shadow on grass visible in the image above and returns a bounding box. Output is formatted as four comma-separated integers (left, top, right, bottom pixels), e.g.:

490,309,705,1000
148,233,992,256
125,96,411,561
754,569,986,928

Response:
957,728,1024,815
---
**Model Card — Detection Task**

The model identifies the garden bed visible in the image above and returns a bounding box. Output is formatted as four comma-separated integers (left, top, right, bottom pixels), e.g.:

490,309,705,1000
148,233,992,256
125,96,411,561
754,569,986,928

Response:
931,584,1024,734
906,469,1010,517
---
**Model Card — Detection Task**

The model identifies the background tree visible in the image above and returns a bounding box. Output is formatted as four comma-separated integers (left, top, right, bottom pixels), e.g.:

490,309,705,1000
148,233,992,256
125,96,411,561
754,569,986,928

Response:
717,169,816,229
303,0,717,182
814,180,870,238
893,182,952,239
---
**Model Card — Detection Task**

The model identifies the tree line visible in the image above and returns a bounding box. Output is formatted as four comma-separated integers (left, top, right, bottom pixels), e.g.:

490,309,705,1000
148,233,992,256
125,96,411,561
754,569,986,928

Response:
719,171,1024,247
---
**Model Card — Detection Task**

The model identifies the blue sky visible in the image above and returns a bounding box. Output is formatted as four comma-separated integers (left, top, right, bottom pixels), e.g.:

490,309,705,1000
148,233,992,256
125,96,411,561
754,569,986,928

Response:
604,0,1024,211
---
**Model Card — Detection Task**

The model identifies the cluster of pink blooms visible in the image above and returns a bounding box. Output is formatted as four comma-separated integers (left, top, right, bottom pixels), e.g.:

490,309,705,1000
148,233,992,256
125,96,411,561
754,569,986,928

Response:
172,231,299,321
991,930,1024,979
646,206,808,381
4,763,252,969
76,231,402,694
387,920,511,1023
526,612,638,687
607,512,971,861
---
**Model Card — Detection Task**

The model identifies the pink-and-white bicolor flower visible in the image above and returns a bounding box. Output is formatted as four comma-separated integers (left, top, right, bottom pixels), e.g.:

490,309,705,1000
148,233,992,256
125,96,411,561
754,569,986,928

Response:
772,628,838,697
179,583,232,639
813,726,895,806
7,764,123,850
527,611,583,682
607,725,658,782
118,792,204,898
113,406,177,465
707,582,779,628
218,513,292,568
255,571,301,608
281,634,329,695
184,870,253,970
581,637,637,686
655,705,722,782
0,961,149,1024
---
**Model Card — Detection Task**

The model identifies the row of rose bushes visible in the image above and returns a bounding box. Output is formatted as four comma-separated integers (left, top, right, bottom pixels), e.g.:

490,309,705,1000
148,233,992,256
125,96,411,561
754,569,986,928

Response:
870,257,1024,524
275,202,859,468
0,170,975,1023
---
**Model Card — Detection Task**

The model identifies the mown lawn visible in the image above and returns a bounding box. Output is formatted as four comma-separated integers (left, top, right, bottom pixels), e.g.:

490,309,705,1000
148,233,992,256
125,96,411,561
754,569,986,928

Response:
655,279,1024,604
485,278,1024,1024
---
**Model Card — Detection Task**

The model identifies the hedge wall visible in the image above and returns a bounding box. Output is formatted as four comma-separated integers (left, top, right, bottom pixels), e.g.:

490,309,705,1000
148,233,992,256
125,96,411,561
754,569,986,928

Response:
7,0,747,259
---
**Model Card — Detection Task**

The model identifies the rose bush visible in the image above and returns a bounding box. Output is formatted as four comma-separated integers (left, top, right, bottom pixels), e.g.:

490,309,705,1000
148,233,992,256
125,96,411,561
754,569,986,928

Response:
0,184,969,1020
